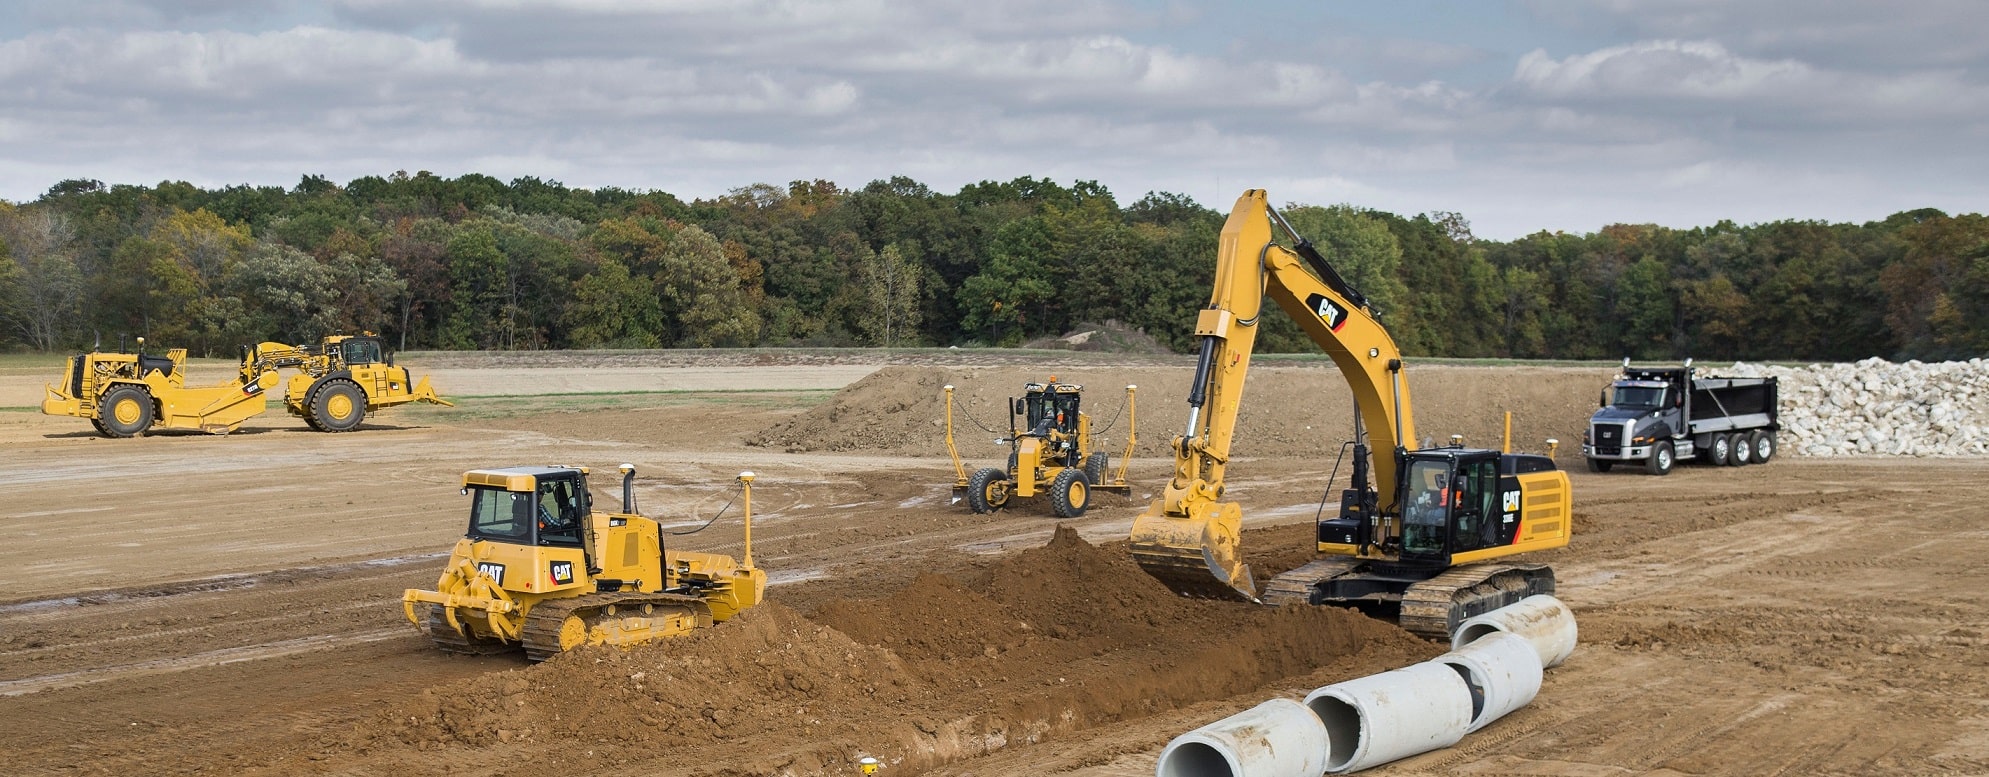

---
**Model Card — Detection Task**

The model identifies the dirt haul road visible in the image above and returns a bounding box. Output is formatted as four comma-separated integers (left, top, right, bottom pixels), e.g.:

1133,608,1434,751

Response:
0,352,1982,777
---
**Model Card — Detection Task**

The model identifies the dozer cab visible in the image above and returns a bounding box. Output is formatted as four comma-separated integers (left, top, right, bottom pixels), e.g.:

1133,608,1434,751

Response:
1126,190,1573,639
40,333,451,437
403,465,766,661
946,379,1135,518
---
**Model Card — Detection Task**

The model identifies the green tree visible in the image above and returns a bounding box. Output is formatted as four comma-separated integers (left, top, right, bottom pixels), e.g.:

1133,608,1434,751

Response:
858,243,922,346
660,225,761,347
564,257,663,348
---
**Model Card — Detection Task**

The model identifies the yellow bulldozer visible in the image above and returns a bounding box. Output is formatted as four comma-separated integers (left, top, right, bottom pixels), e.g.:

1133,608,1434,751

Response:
946,378,1136,518
403,465,766,661
40,333,451,437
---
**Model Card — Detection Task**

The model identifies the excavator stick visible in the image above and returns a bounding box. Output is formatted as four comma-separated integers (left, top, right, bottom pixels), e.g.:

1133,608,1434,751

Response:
1127,504,1257,601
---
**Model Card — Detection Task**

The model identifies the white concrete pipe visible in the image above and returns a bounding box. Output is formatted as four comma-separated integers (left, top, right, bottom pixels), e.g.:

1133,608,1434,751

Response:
1452,594,1578,669
1155,698,1330,777
1303,661,1473,773
1434,630,1543,733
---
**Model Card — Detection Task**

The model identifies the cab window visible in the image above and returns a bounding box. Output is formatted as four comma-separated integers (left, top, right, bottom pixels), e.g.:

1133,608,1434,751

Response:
1402,460,1452,555
535,478,585,547
342,339,383,365
1449,458,1501,552
468,487,532,541
1613,386,1666,409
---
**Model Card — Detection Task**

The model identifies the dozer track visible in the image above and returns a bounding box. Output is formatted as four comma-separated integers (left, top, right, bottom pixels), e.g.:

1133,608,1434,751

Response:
518,591,713,662
421,603,512,656
1397,563,1554,640
1260,557,1365,607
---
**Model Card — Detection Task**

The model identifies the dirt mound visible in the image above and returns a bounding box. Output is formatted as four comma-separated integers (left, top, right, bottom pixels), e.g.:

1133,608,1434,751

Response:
1021,321,1172,354
342,529,1427,776
752,362,1609,463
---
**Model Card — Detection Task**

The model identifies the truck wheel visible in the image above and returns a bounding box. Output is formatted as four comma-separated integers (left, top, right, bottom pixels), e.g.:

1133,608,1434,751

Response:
1586,458,1613,473
100,386,155,438
1751,431,1776,463
1050,468,1090,518
1645,441,1675,476
311,380,366,432
1730,433,1754,465
1706,434,1732,466
966,467,1010,514
1084,452,1110,487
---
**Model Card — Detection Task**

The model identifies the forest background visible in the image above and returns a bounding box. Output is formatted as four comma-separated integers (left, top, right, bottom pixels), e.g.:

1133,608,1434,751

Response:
0,172,1982,361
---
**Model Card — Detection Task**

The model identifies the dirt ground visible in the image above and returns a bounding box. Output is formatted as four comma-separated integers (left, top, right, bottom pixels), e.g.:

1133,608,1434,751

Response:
0,352,1984,776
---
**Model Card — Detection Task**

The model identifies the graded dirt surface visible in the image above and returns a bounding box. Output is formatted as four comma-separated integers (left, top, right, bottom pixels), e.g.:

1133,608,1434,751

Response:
0,351,1983,776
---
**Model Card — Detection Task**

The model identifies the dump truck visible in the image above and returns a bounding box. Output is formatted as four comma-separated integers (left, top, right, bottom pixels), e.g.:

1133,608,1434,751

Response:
403,465,766,661
40,334,451,436
1582,359,1780,474
946,379,1136,518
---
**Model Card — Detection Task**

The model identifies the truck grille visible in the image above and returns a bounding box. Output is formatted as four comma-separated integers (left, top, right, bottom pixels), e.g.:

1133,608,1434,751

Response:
1592,422,1628,455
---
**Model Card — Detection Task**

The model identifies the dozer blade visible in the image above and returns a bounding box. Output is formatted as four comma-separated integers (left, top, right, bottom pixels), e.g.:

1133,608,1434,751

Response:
1127,507,1257,602
410,375,454,407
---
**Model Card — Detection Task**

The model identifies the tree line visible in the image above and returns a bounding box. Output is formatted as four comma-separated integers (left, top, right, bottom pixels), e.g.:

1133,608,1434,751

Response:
0,172,1982,361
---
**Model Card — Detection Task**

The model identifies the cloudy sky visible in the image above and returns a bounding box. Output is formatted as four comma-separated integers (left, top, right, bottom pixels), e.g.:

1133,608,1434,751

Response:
2,0,1984,238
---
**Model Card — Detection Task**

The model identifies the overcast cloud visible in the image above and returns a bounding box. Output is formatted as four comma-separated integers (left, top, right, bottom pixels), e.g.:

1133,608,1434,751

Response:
1,0,1983,238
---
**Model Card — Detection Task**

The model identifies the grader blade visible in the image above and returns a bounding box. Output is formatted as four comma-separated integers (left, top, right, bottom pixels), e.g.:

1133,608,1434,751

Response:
1127,508,1257,602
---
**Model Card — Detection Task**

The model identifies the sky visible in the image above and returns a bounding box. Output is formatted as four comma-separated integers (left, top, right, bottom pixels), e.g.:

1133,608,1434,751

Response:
2,0,1985,239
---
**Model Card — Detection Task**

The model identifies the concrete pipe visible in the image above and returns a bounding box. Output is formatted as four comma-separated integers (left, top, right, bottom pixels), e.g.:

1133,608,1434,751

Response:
1452,594,1578,669
1303,661,1473,773
1155,698,1330,777
1434,631,1543,733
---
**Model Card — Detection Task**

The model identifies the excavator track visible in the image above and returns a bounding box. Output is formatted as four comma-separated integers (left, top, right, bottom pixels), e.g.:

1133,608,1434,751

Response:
421,604,512,656
1396,563,1553,640
1261,557,1365,607
519,591,713,662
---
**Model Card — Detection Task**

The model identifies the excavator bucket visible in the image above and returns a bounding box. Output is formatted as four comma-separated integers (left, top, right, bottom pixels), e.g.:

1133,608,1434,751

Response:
1127,505,1257,602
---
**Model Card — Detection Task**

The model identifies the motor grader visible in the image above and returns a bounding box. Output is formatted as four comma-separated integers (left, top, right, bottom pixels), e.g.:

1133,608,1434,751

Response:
947,378,1135,518
403,465,766,661
39,333,451,436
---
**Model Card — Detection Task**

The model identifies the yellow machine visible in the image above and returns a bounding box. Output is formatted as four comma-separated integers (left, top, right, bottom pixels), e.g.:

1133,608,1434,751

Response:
1126,190,1573,638
403,465,766,661
40,334,452,437
946,379,1136,518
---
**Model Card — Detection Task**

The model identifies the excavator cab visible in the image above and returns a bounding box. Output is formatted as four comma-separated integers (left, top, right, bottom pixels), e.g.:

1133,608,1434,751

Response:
1396,450,1505,563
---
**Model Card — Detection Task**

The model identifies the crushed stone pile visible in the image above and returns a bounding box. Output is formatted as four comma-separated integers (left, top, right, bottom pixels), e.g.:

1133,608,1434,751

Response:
1725,358,1989,457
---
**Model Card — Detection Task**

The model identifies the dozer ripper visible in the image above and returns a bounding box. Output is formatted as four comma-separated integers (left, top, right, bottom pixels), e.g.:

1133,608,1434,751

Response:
403,465,766,661
946,379,1136,518
40,333,451,437
1126,190,1573,639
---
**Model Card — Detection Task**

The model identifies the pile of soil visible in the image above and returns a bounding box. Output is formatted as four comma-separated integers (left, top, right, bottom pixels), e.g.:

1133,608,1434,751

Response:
750,363,1608,462
1020,321,1173,354
344,528,1427,776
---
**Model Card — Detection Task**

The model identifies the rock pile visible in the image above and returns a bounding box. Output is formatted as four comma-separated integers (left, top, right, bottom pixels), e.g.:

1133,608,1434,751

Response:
1724,358,1989,457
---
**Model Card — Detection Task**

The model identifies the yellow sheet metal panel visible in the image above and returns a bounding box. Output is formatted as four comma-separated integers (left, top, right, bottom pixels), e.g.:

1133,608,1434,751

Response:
462,470,537,491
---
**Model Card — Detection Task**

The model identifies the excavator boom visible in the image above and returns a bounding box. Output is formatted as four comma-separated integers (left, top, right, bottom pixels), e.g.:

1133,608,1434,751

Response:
1128,190,1418,600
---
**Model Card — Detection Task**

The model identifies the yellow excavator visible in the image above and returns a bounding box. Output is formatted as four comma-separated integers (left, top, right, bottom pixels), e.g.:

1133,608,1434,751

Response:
40,333,451,436
1126,190,1573,639
403,465,766,661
